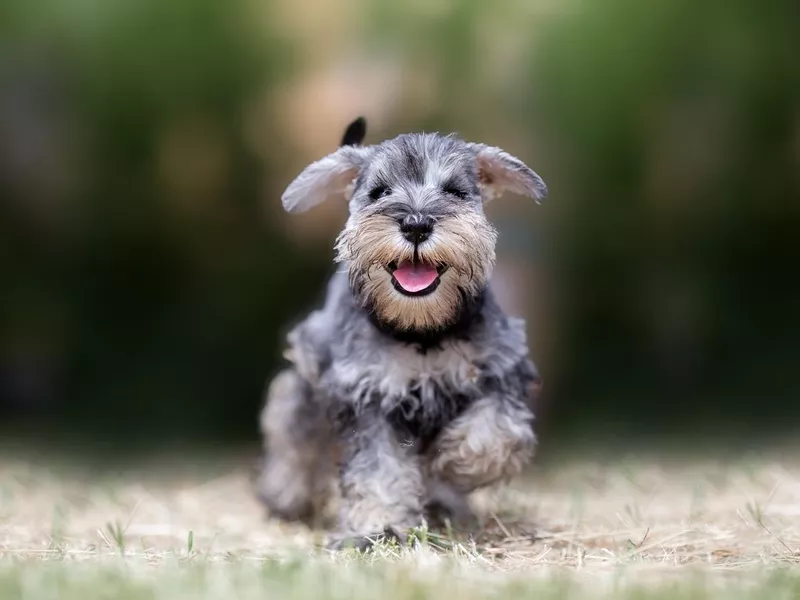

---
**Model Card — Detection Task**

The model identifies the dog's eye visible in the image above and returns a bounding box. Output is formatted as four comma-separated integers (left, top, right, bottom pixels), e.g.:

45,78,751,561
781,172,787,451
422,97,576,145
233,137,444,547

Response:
443,185,468,200
368,185,391,201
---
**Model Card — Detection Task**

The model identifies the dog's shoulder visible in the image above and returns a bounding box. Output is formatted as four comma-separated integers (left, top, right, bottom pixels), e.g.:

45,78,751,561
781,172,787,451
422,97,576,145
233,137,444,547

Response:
473,292,542,404
473,292,533,373
283,271,352,383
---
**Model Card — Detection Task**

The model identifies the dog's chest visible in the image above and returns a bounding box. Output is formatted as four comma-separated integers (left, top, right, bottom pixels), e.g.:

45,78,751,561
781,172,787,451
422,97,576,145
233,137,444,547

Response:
378,343,481,447
328,333,487,448
360,341,479,398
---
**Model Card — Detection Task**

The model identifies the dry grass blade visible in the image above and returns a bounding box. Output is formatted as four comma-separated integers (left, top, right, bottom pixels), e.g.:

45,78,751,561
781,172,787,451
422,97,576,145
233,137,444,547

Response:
1,454,800,598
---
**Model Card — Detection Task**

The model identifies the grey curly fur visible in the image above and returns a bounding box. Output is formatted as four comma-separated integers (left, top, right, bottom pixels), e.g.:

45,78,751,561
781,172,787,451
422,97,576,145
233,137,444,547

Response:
255,118,547,549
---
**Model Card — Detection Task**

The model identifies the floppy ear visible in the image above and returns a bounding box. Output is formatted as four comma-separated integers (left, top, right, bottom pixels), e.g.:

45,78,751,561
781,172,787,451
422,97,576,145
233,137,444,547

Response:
281,146,368,213
470,144,548,203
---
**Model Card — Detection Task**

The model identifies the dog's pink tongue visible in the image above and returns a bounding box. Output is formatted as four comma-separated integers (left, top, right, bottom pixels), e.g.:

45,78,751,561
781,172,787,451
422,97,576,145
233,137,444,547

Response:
393,261,438,293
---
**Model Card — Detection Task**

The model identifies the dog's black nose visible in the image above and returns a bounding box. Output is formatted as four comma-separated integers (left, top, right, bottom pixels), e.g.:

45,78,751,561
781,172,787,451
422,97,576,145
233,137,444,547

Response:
400,215,434,245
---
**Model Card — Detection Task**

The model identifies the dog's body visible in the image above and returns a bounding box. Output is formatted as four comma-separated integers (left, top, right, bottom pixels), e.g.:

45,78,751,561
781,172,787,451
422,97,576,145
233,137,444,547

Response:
256,119,546,548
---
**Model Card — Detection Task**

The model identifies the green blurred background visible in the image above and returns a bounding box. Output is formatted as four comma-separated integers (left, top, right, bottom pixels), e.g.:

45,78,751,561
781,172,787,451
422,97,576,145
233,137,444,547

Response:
1,0,798,460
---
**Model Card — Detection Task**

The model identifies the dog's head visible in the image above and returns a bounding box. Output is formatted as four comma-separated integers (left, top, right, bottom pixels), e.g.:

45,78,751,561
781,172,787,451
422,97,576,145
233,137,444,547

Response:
281,119,547,334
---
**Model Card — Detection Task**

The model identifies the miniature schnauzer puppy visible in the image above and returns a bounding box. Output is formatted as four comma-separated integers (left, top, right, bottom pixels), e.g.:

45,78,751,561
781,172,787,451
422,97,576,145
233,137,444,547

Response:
256,117,547,549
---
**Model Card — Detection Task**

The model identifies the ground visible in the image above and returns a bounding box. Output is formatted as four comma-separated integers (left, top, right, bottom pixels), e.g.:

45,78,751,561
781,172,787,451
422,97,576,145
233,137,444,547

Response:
1,449,799,599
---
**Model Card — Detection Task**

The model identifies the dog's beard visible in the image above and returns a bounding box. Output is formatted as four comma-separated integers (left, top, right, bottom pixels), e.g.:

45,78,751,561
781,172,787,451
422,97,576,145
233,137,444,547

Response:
335,211,497,332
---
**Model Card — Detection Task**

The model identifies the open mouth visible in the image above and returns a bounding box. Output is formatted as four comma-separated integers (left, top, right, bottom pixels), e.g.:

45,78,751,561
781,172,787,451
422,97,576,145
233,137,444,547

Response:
387,260,448,297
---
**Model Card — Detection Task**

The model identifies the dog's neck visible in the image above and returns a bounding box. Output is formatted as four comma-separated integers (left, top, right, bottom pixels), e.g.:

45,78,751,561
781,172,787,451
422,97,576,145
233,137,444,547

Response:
362,288,488,354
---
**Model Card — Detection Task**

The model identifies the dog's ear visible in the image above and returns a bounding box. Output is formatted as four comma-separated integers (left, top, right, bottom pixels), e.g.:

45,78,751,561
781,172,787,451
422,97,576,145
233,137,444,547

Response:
281,146,369,213
470,144,547,203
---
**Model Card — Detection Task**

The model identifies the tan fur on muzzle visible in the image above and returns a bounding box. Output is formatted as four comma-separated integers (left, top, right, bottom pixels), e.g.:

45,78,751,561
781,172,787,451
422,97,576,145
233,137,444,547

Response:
335,210,497,331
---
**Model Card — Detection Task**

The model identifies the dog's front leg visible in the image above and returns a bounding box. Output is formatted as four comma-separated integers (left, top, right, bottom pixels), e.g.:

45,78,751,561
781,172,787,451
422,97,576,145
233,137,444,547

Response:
429,395,536,493
328,404,424,550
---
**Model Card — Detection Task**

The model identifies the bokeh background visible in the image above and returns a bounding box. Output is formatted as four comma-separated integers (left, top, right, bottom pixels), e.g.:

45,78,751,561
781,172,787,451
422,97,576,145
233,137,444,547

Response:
1,0,798,463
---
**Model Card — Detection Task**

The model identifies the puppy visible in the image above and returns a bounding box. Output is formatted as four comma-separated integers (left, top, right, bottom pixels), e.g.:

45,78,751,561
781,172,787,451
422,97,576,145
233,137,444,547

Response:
256,118,547,549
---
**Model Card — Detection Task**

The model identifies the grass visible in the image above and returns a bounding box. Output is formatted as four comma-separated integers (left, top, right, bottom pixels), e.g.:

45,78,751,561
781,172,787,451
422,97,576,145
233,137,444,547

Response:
1,450,800,599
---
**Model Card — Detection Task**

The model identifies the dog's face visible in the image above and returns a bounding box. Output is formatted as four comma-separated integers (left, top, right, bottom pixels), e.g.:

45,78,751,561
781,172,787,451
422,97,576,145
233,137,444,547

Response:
281,126,547,333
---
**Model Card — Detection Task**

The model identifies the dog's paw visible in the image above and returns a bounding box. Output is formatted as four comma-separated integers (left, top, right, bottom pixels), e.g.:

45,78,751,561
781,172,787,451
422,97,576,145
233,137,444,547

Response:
424,481,480,532
255,488,314,525
424,499,480,532
326,526,411,552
